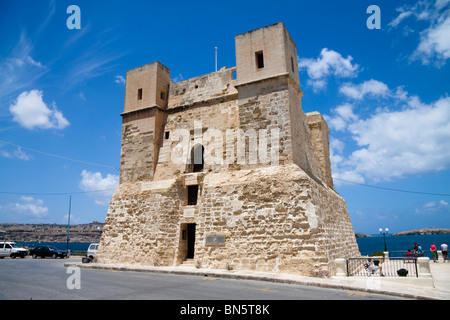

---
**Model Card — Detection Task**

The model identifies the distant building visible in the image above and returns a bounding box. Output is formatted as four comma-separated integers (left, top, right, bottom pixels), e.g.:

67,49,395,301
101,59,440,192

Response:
96,23,360,277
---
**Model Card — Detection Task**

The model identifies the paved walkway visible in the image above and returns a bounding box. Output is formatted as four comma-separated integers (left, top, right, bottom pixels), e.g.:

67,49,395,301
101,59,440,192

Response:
65,260,450,300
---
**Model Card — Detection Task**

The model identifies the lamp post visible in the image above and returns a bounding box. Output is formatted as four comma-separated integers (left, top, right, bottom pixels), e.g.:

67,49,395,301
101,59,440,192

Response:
379,227,389,252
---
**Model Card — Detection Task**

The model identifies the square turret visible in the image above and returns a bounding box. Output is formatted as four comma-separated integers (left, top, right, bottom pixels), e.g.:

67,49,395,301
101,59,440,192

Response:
235,22,300,89
123,61,171,114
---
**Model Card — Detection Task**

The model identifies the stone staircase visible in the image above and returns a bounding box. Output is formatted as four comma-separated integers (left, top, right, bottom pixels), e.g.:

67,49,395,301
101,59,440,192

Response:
181,259,195,267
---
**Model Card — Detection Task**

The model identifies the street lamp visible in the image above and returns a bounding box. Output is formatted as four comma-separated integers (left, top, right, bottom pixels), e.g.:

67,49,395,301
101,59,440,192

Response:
379,228,389,252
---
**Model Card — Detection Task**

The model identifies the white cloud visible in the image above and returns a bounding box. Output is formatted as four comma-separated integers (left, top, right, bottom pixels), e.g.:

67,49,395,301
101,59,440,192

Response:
9,90,69,130
0,32,48,109
325,103,359,131
329,137,366,185
339,79,390,100
388,10,413,28
114,75,125,84
389,0,450,66
298,48,359,91
63,213,83,225
414,13,450,64
333,96,450,183
172,73,184,83
66,38,128,91
13,196,48,218
0,147,31,161
415,198,450,214
330,137,345,154
79,170,119,205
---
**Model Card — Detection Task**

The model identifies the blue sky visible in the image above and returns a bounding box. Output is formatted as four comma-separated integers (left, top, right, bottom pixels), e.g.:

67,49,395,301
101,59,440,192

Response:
0,0,449,234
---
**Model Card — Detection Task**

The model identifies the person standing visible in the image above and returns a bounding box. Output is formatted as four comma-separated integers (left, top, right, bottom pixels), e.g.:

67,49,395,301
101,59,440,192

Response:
441,242,449,262
418,244,423,254
413,243,418,254
430,243,438,263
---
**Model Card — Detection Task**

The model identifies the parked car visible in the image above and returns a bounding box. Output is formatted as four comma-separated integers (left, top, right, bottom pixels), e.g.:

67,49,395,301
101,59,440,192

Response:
29,246,67,259
82,243,99,263
87,243,99,259
0,242,28,259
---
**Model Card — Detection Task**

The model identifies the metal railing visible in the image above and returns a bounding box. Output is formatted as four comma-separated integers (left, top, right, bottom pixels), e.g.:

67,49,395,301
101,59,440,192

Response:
347,257,418,277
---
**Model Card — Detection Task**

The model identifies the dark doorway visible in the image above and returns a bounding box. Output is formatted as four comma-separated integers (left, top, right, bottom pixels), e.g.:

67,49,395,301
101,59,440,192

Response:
187,224,196,259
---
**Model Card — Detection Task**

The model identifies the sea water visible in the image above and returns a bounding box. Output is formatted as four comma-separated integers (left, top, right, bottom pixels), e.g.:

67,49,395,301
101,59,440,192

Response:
17,234,450,259
18,241,92,254
356,234,450,259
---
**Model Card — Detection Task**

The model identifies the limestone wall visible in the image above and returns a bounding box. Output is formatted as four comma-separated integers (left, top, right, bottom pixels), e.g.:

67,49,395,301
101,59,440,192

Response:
195,164,359,276
306,111,333,188
119,108,166,183
96,164,360,277
168,67,237,110
96,181,181,266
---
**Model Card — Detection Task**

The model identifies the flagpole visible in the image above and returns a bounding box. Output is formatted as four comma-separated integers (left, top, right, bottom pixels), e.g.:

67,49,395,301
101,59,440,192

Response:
215,47,218,72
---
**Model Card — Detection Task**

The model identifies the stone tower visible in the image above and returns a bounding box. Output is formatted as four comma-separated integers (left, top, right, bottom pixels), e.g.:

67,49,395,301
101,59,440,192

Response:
120,61,170,183
96,22,360,277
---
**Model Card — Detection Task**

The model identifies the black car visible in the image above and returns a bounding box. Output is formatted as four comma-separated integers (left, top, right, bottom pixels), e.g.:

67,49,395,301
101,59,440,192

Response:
29,246,68,259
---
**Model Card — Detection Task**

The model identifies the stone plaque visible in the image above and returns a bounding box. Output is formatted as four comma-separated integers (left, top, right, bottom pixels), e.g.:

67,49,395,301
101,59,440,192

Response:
205,233,226,246
183,208,195,218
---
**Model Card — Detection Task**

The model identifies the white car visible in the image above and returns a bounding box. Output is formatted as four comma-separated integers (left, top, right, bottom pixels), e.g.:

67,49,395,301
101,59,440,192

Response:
0,242,28,259
82,243,99,263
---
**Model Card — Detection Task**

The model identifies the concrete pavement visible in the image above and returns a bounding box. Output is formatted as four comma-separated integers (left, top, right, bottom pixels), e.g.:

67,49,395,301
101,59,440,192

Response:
65,259,450,300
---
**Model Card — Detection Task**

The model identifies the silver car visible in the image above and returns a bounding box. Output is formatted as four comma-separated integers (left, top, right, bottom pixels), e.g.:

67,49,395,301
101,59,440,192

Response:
0,242,28,259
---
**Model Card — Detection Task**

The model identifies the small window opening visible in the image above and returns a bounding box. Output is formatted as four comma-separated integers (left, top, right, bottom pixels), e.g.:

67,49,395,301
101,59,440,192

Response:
192,145,204,173
187,185,199,205
232,70,237,80
195,85,199,89
165,131,170,139
291,56,295,72
137,88,143,100
256,51,264,69
160,91,165,100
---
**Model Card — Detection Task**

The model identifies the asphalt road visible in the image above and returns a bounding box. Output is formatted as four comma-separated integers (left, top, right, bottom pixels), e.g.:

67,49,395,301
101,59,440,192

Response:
0,257,404,303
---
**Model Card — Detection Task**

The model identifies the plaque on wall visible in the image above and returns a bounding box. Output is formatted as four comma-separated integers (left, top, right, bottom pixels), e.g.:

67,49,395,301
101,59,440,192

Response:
205,233,226,246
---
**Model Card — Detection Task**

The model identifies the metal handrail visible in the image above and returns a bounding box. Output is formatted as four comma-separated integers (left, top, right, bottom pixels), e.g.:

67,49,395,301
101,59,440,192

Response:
347,257,418,277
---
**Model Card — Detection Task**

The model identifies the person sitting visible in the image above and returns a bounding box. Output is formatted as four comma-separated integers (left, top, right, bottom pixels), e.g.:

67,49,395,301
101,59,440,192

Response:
406,249,413,255
365,258,384,276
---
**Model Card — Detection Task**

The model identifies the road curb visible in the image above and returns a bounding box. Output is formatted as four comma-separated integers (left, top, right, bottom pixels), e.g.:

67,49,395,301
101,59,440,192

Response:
64,262,437,300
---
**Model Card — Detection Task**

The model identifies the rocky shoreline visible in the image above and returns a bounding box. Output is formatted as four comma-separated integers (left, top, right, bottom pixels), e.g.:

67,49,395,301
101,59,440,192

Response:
355,228,450,238
0,222,103,243
393,228,450,236
1,223,448,242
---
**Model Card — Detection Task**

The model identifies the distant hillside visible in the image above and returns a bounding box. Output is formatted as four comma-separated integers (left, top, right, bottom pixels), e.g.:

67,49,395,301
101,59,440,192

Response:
355,233,372,238
0,222,103,243
2,223,447,242
393,228,450,236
